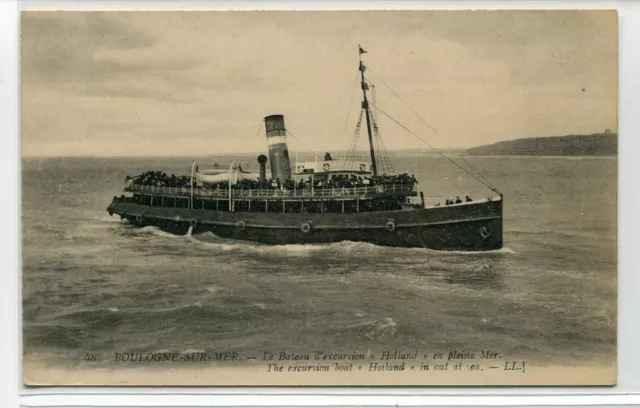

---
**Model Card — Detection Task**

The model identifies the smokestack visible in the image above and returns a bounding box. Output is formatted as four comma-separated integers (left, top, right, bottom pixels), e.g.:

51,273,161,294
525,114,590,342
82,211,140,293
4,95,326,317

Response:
264,114,292,182
257,154,268,182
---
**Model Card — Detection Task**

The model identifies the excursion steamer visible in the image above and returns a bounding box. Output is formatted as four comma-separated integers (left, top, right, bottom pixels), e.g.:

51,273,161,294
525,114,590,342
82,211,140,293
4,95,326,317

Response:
107,46,503,251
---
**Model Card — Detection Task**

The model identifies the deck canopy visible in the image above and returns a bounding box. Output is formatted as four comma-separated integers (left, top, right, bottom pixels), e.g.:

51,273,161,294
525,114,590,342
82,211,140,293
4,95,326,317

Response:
195,164,259,186
294,159,372,175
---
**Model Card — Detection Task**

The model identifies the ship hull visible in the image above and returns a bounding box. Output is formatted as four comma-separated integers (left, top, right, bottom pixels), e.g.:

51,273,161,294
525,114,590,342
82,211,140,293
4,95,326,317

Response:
107,198,503,251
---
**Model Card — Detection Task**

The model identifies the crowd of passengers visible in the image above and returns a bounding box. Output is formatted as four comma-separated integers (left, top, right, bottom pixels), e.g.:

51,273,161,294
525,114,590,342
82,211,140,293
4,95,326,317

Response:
129,171,417,191
127,171,195,188
222,173,418,191
126,171,480,205
435,196,474,206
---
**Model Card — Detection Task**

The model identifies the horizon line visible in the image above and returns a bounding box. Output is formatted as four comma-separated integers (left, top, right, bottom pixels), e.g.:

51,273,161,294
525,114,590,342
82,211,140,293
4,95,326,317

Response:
20,131,617,159
21,147,467,159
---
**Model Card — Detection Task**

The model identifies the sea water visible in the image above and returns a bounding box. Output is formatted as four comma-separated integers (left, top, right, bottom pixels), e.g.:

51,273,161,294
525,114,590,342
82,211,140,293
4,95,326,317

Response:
21,154,617,369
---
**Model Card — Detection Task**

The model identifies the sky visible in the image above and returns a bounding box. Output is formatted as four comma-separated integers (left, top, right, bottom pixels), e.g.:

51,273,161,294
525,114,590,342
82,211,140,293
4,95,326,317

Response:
21,10,618,157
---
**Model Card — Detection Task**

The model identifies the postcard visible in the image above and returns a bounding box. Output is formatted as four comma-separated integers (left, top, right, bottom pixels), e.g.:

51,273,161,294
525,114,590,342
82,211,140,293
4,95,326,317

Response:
21,10,617,386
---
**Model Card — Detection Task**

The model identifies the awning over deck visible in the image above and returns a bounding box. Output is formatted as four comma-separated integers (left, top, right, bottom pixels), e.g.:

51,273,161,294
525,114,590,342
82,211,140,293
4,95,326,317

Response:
294,159,372,175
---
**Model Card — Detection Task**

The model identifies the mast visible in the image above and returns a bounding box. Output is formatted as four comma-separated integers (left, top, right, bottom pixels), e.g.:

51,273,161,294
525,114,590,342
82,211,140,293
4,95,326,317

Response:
359,45,378,176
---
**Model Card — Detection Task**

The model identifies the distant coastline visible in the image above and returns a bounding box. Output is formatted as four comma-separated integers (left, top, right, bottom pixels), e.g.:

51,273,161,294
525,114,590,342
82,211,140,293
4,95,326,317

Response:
464,133,618,157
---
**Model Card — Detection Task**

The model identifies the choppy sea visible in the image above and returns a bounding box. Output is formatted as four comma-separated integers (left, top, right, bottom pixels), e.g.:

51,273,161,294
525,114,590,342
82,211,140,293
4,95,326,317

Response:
21,154,617,369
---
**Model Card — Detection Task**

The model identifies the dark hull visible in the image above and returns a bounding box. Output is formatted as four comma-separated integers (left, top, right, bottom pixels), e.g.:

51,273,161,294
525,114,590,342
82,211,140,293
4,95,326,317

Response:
107,198,503,251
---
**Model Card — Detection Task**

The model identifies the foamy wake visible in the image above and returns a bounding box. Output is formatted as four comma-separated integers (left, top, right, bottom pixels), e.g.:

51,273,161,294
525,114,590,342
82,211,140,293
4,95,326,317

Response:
133,226,183,239
340,317,398,340
187,231,362,256
418,246,516,255
99,216,124,224
405,261,492,274
125,226,516,257
61,215,127,240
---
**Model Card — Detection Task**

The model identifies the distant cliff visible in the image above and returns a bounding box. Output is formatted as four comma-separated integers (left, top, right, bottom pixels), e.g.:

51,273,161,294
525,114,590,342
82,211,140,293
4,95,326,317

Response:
465,133,617,156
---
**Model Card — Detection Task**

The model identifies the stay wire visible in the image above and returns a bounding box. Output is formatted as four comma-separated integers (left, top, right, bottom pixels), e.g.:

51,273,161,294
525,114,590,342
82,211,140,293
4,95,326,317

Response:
254,120,263,139
213,122,265,168
367,68,500,193
341,70,361,142
369,101,501,195
285,128,315,153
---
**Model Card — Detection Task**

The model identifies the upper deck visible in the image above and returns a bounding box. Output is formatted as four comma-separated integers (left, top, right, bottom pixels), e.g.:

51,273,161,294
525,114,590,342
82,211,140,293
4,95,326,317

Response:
294,159,372,175
124,183,416,200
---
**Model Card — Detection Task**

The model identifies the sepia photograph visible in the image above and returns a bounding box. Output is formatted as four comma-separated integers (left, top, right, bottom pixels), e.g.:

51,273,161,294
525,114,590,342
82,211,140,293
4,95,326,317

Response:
21,10,617,386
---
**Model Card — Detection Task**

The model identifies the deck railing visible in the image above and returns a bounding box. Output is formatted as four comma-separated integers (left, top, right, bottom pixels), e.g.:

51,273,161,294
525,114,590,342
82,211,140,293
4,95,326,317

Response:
124,183,415,199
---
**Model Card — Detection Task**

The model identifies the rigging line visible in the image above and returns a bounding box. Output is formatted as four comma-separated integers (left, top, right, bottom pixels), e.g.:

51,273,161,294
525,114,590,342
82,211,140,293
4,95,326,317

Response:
370,108,394,174
341,70,361,143
345,109,365,170
285,128,315,153
255,121,264,143
369,101,501,195
367,68,499,190
254,120,263,137
372,84,377,122
284,128,302,142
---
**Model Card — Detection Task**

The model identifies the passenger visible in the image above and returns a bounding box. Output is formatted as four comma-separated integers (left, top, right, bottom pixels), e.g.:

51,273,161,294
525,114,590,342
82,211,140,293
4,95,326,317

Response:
445,199,451,206
465,195,473,202
455,196,462,204
324,152,333,161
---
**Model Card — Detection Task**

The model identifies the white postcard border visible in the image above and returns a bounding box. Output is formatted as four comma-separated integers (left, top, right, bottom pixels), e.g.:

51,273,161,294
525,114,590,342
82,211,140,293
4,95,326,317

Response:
3,0,640,406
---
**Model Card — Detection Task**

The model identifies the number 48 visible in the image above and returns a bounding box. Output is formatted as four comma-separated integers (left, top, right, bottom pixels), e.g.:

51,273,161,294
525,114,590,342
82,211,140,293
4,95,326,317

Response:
83,353,97,362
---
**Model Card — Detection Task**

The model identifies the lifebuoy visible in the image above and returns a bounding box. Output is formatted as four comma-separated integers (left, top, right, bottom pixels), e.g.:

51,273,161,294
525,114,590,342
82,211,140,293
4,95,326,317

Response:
479,226,491,239
301,222,312,233
323,163,330,171
385,220,396,232
359,163,366,172
190,218,199,228
236,220,246,231
297,165,305,173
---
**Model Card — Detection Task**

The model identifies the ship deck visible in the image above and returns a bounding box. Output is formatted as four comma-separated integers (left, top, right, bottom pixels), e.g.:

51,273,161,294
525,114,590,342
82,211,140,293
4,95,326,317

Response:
124,183,416,200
